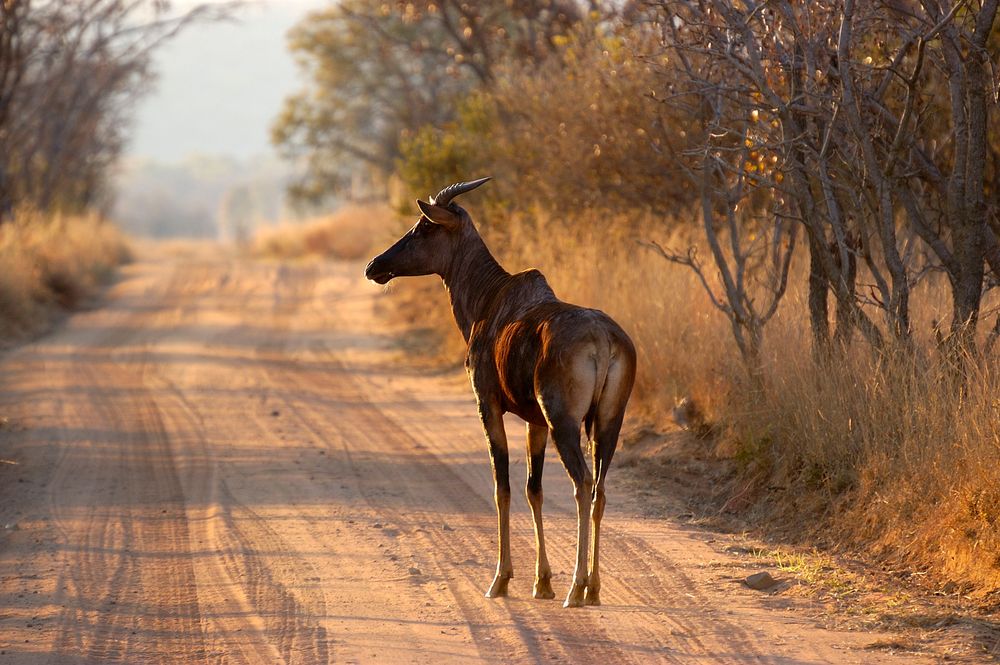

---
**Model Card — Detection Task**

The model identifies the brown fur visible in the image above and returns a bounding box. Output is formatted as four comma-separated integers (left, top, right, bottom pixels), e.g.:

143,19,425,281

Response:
365,188,636,607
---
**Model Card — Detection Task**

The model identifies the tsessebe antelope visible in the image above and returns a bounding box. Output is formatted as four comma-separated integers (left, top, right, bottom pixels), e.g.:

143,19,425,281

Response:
365,178,636,607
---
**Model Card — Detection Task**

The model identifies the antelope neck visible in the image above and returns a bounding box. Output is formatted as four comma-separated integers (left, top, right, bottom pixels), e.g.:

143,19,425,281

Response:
441,232,510,342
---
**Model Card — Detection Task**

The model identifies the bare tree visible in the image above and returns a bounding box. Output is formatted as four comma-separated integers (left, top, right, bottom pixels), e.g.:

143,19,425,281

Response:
0,0,31,217
647,0,999,358
647,163,798,385
0,1,230,217
835,0,999,352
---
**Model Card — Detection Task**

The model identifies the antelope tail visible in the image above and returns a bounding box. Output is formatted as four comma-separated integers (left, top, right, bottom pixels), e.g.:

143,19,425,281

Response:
584,337,612,443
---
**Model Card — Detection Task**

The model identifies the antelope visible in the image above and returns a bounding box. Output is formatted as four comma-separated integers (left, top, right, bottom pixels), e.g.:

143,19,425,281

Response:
364,177,636,608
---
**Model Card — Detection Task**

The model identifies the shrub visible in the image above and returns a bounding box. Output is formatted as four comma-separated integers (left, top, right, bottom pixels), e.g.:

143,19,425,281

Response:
0,211,130,340
396,22,695,223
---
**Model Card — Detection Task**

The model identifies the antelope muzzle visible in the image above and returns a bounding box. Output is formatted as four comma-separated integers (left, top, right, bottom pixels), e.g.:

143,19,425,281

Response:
364,256,394,284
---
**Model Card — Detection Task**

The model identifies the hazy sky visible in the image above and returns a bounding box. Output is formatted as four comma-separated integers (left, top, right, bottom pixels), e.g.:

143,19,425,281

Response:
127,0,327,163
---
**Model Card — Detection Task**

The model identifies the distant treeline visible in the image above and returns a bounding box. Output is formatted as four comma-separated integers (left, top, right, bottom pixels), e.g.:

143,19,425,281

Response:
114,155,296,241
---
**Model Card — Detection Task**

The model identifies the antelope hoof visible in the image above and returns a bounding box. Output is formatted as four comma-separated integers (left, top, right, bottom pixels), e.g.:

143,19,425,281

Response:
563,581,588,608
533,576,555,600
584,586,601,606
485,573,512,598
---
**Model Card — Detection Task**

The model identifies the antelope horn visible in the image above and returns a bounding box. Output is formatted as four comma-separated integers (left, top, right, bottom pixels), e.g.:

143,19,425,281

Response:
429,176,492,207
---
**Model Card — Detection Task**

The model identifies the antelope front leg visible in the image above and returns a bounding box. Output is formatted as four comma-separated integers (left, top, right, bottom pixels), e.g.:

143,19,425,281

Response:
525,423,554,599
480,402,512,598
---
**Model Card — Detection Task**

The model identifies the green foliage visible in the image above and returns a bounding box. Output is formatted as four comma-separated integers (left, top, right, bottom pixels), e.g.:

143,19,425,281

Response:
396,93,496,205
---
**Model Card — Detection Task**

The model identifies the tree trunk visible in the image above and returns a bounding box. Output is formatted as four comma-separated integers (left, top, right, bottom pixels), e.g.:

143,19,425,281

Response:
833,234,857,346
807,235,831,355
948,35,990,349
0,163,12,222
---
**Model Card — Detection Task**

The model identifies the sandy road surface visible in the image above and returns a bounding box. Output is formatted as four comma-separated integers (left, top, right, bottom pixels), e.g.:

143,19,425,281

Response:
0,249,934,664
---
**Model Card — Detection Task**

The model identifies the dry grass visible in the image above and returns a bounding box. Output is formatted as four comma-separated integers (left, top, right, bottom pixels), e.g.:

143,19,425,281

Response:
748,331,1000,593
0,211,131,341
252,204,395,261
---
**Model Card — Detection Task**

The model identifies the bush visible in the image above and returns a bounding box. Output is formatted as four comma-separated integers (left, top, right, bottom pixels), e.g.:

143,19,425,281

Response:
0,212,131,340
396,22,695,222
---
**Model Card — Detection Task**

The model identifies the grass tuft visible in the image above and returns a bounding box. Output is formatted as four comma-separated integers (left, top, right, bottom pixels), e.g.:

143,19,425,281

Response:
0,211,131,341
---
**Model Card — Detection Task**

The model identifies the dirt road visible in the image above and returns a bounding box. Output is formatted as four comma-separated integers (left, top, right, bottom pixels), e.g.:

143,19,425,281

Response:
0,249,932,664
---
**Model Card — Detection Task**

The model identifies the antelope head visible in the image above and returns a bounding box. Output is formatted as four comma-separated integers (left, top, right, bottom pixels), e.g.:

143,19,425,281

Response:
364,177,491,284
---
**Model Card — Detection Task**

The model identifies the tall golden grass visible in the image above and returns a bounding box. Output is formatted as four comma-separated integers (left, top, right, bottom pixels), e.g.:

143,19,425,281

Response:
0,211,131,340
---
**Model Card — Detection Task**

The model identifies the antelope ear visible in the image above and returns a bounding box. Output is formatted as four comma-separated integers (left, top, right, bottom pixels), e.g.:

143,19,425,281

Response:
416,199,460,229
